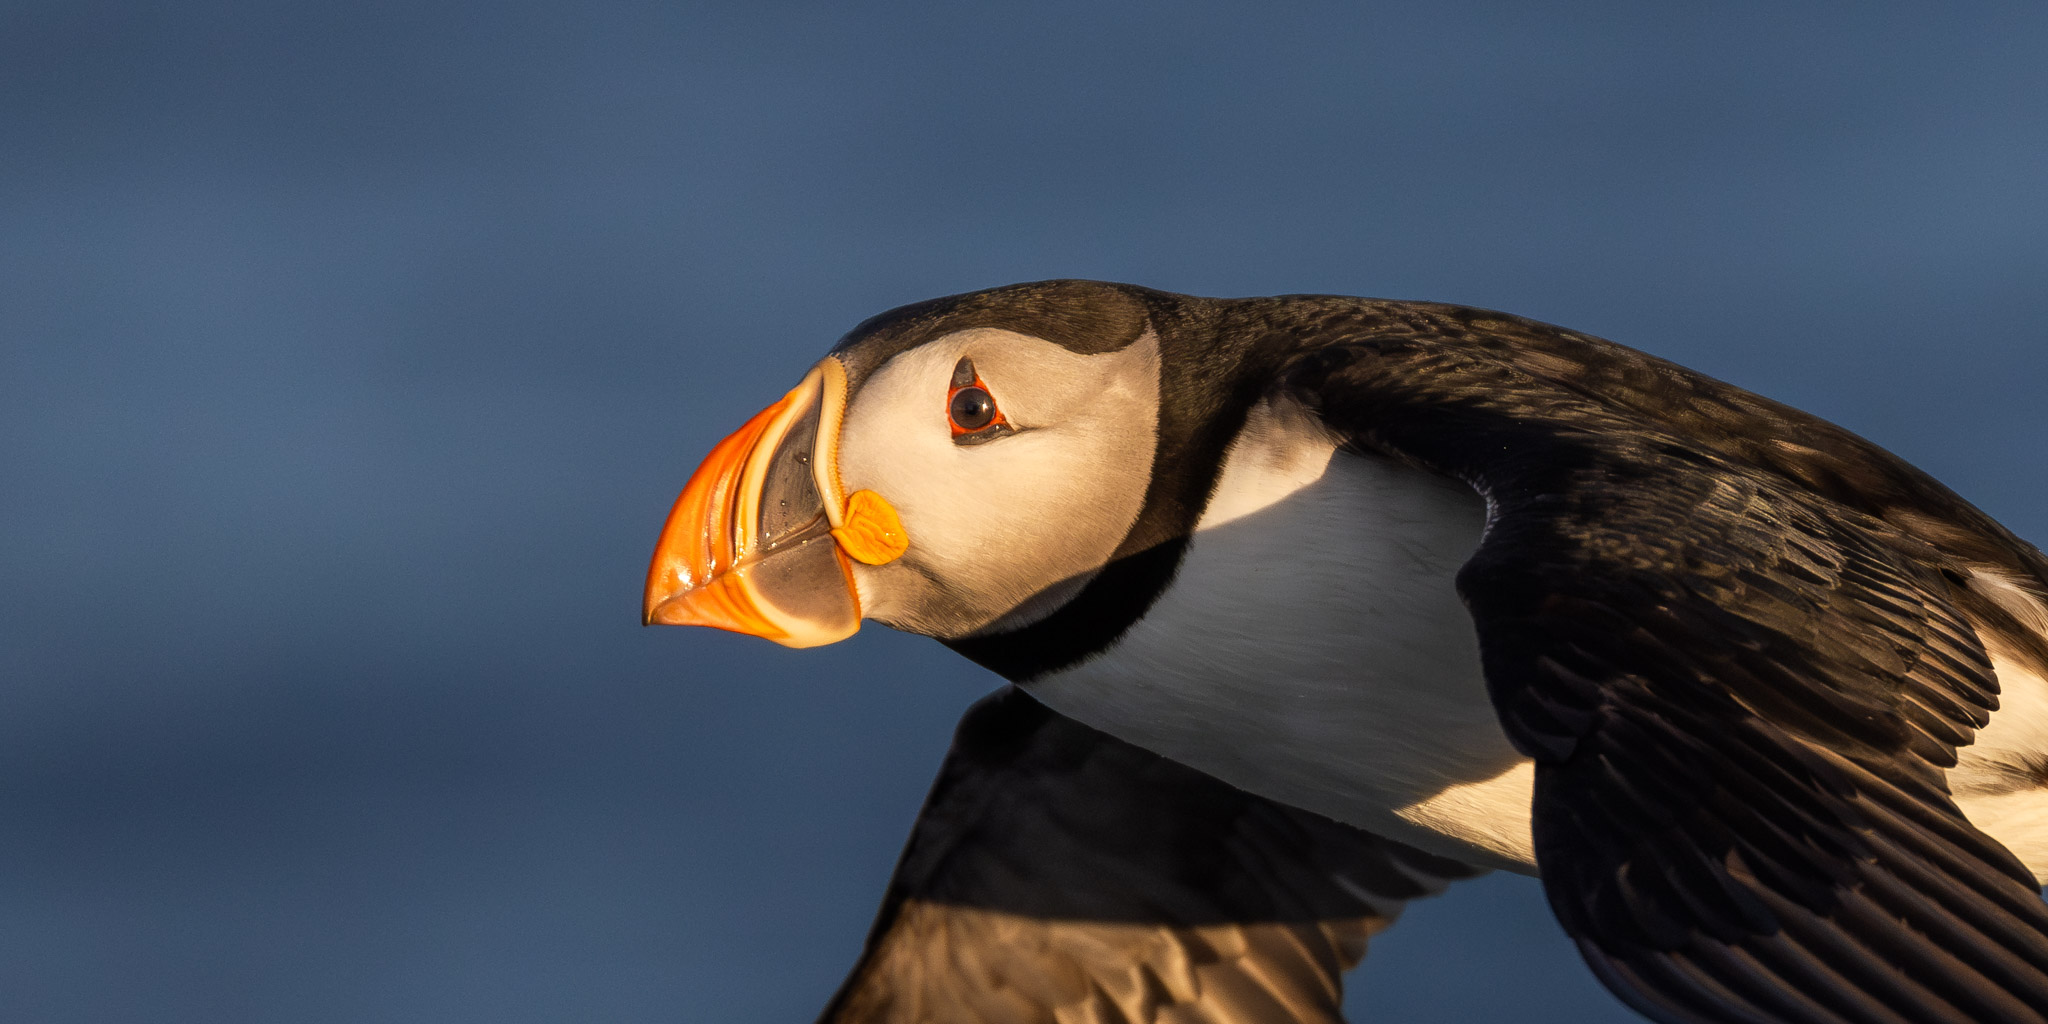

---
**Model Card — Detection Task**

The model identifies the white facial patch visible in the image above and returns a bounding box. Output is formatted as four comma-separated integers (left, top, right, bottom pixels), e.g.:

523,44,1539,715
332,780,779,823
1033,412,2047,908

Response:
833,328,1161,638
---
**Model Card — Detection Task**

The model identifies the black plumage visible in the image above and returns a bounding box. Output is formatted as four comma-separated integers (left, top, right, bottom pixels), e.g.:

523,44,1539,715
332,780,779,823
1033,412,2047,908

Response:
821,687,1477,1023
1279,318,2048,1022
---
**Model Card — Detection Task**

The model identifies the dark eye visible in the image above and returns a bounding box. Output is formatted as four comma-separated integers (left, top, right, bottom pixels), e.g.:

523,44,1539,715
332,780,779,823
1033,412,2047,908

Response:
945,357,1012,444
948,386,997,432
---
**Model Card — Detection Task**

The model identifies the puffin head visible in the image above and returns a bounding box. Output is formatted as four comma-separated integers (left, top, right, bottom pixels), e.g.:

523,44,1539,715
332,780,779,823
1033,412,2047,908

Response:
644,281,1198,648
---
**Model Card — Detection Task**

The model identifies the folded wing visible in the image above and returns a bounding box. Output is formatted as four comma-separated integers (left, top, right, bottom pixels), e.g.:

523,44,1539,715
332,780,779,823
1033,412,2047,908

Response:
1287,312,2048,1024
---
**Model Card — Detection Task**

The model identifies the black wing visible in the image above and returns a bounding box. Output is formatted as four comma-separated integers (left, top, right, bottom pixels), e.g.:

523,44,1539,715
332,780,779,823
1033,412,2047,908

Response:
819,686,1481,1024
1285,312,2048,1024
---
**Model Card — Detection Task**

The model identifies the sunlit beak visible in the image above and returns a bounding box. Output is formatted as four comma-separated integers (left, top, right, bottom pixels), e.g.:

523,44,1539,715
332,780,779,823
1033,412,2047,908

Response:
643,358,903,648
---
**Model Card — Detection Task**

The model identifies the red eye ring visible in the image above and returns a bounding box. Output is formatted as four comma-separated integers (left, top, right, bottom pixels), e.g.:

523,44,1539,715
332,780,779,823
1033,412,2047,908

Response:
947,374,1008,437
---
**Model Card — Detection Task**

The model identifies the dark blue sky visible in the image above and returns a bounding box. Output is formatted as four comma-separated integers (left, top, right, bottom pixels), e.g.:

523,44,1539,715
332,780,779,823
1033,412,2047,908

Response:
4,3,2044,1021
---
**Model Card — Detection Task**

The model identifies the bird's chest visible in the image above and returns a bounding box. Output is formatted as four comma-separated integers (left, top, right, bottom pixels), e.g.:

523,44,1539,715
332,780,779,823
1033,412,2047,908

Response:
1024,401,1539,871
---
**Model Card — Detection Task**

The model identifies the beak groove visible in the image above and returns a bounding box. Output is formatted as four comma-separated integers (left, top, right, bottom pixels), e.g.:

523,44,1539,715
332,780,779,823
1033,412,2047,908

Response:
640,393,792,630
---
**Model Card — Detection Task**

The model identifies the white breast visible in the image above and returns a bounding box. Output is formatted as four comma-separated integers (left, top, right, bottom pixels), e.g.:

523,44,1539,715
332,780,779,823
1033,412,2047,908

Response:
1024,400,2048,880
1024,397,1539,871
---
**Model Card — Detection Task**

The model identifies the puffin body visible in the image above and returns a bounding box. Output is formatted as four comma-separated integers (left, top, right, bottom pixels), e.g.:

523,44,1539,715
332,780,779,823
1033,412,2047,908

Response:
646,281,2048,1022
1025,392,1537,871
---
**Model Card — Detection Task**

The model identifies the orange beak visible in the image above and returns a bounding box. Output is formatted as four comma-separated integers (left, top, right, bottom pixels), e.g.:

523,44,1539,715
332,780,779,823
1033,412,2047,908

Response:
643,359,896,648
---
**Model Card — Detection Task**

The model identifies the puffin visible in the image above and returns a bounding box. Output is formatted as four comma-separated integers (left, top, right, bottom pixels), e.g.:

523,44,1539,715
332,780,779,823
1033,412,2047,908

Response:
643,280,2048,1023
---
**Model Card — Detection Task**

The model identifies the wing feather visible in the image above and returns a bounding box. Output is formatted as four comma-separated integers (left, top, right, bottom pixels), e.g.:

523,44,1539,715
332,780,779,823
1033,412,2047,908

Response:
1283,314,2048,1024
819,687,1479,1023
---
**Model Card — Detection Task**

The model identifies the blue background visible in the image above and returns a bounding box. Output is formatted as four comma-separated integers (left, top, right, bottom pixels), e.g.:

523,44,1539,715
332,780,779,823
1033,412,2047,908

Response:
4,3,2044,1021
